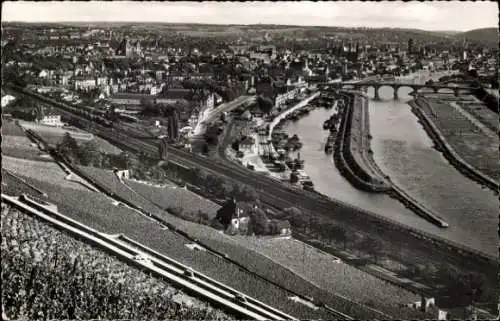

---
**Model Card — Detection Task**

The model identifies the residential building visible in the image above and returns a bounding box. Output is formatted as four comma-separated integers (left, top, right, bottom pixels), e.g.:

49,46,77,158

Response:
215,199,252,233
39,111,63,127
73,76,97,91
239,136,255,154
1,94,16,108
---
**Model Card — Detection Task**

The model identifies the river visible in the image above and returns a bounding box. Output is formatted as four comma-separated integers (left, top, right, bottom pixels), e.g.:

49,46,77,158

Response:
284,73,498,256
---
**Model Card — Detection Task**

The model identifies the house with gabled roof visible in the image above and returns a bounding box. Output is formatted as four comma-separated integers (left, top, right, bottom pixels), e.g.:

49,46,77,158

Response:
215,198,252,235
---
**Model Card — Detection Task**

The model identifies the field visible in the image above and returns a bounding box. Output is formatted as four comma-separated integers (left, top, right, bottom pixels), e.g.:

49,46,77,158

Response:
419,97,498,181
1,121,52,161
2,120,27,136
2,155,87,191
1,135,51,161
1,204,230,320
17,121,122,154
125,179,221,218
457,101,498,133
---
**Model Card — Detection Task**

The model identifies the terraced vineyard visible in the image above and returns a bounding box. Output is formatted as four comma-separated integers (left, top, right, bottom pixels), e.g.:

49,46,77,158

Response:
66,165,439,319
125,179,221,218
1,164,440,319
228,236,435,319
1,204,231,320
1,175,332,319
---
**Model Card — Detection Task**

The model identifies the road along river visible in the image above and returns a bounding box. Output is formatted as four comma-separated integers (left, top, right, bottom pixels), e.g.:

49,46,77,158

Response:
284,77,498,257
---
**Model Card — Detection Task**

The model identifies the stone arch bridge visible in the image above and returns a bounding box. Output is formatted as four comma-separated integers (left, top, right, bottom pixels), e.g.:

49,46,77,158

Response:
318,81,478,100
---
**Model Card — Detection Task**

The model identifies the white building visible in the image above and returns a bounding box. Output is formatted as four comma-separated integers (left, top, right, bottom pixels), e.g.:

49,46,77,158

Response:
1,94,16,108
74,76,97,91
40,113,64,127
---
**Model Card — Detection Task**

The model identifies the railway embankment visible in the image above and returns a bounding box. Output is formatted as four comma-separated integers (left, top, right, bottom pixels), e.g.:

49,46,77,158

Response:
410,96,499,193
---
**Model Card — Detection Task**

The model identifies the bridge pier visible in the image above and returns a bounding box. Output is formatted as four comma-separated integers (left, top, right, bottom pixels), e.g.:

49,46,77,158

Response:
374,87,380,101
393,88,399,100
454,89,460,97
433,87,439,93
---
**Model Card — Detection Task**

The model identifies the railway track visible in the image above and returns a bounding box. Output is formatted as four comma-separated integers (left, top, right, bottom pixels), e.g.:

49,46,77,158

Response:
2,193,298,321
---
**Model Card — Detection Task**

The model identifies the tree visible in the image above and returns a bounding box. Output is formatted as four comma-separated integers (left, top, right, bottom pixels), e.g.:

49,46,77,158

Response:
360,236,383,263
257,95,274,114
249,207,268,235
283,207,308,231
210,218,225,230
331,225,348,250
56,133,80,162
231,140,240,151
79,140,103,167
241,186,259,202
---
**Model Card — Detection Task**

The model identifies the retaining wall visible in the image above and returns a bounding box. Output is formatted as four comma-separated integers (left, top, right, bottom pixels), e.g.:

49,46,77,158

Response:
333,91,392,192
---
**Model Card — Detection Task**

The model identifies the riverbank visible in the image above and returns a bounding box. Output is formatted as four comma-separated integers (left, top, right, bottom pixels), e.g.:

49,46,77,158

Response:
268,92,321,144
333,91,392,192
410,96,499,193
334,91,450,228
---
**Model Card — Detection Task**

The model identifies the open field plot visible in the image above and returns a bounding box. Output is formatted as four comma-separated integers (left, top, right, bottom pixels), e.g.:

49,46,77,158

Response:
18,121,94,145
2,155,87,191
2,120,26,136
92,136,123,154
457,102,498,133
1,121,52,161
4,176,332,320
1,205,230,321
229,235,425,318
420,98,498,181
75,165,170,215
125,179,221,218
1,135,51,161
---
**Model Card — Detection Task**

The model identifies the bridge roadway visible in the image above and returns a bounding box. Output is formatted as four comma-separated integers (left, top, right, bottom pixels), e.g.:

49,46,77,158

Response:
318,81,477,100
11,87,498,274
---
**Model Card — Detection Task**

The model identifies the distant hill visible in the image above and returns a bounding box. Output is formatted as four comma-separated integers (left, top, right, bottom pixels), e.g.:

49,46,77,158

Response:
457,28,498,44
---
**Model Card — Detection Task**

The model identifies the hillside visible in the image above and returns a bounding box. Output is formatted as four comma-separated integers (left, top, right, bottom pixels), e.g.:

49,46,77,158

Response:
458,27,498,44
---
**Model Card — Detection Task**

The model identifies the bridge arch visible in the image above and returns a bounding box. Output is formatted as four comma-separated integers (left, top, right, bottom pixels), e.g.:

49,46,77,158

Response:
373,84,395,100
393,85,416,100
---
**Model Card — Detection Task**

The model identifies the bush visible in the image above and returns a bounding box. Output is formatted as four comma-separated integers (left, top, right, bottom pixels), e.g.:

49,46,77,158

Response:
210,218,225,230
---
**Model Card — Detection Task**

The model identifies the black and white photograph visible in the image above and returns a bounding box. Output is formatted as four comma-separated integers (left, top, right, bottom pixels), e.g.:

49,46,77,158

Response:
1,1,498,320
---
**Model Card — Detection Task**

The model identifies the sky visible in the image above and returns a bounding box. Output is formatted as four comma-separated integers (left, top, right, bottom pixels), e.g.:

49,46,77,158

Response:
2,1,498,32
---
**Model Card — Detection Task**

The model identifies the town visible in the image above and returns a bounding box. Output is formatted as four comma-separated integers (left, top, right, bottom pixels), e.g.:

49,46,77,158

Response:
2,2,499,321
